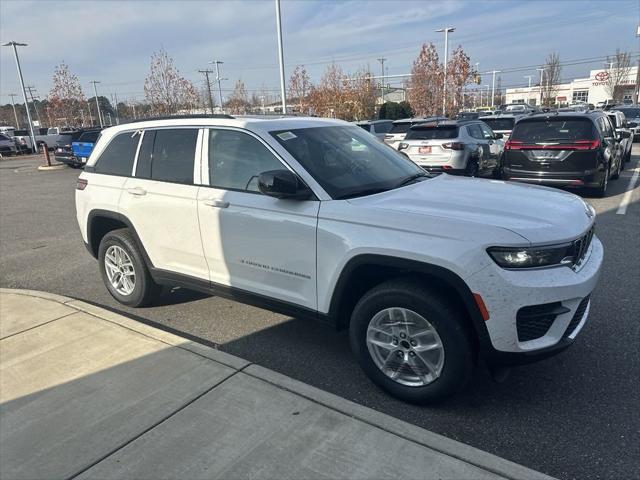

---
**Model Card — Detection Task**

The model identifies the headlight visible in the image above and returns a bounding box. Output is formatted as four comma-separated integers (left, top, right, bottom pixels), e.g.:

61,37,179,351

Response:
487,244,574,269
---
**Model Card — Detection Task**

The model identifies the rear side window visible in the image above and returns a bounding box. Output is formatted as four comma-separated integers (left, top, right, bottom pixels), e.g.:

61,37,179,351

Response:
481,118,515,131
357,124,371,132
143,129,198,184
389,123,411,134
94,131,140,176
607,115,618,128
373,122,392,134
510,119,596,143
405,126,458,140
467,124,484,139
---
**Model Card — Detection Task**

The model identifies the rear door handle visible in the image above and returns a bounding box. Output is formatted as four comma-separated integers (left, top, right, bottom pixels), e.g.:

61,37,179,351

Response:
127,187,147,196
203,199,229,208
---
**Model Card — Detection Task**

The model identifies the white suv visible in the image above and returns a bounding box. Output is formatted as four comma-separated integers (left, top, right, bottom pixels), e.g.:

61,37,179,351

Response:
75,115,603,403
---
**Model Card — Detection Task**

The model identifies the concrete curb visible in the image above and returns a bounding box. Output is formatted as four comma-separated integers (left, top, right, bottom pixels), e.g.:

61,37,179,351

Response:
0,288,556,480
37,164,65,171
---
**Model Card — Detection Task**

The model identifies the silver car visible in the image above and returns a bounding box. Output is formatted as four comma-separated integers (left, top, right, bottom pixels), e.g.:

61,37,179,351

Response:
397,120,504,178
608,110,633,163
0,133,18,157
355,120,393,140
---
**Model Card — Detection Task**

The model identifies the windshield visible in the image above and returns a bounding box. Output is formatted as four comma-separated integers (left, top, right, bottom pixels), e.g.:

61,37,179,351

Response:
481,118,515,131
270,125,426,199
617,108,640,119
510,118,596,143
406,126,458,140
389,122,412,134
78,131,100,143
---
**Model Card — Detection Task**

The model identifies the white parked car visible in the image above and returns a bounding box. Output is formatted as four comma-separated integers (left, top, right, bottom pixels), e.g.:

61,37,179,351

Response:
383,117,447,149
76,115,603,403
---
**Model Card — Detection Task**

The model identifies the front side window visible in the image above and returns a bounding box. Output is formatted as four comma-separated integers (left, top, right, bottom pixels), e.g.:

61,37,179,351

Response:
271,125,425,199
209,129,284,192
94,131,140,176
144,128,198,184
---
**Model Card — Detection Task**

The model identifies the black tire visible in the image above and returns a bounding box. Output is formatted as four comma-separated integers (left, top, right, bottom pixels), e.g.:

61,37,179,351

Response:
98,228,160,307
590,167,609,198
625,148,632,163
465,157,479,177
611,159,621,180
349,278,474,404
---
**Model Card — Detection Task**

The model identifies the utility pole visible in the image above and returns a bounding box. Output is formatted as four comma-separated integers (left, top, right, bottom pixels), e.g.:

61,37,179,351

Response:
80,109,85,127
436,27,455,115
377,57,386,104
487,70,500,108
524,75,532,104
131,101,137,120
199,69,215,114
210,60,225,113
484,85,490,107
537,67,547,106
8,93,20,128
2,42,37,152
90,81,104,127
111,93,120,124
25,86,42,126
275,0,287,115
86,100,94,126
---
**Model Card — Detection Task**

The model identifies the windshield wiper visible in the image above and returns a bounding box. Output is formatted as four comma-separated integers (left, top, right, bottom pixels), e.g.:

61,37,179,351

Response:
394,172,431,188
336,187,391,200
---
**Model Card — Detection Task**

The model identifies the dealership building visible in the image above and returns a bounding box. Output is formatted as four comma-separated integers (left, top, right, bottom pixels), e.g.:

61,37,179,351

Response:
505,66,638,106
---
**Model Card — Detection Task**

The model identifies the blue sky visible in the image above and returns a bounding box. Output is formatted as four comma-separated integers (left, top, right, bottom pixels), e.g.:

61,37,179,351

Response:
1,0,638,105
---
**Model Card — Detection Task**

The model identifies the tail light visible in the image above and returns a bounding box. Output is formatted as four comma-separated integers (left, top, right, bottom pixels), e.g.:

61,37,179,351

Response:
442,142,466,150
76,178,88,190
505,139,600,151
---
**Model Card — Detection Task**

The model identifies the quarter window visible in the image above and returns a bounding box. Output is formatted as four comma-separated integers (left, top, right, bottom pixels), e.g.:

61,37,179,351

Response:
208,129,284,192
94,131,140,176
467,124,484,139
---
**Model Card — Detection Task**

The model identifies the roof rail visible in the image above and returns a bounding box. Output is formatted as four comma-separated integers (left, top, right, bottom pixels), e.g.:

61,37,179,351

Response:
123,114,235,124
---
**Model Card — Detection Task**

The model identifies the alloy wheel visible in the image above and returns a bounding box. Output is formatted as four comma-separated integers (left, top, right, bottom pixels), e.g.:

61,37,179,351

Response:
104,245,136,296
366,307,445,387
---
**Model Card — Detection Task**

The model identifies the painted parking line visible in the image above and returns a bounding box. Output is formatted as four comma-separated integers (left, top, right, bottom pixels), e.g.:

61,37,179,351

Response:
616,159,640,215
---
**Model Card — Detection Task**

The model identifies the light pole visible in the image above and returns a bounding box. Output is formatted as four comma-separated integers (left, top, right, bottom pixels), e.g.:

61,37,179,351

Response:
524,75,532,104
2,42,37,153
377,57,387,104
537,67,547,106
484,85,490,107
90,81,104,127
275,0,287,115
488,69,501,108
210,60,225,112
8,93,20,128
436,27,455,115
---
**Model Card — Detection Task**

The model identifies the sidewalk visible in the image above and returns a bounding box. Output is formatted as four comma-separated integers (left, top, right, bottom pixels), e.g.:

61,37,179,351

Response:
0,288,555,480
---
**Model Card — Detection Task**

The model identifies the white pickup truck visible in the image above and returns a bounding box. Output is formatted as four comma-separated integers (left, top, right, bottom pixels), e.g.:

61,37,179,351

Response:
13,126,76,153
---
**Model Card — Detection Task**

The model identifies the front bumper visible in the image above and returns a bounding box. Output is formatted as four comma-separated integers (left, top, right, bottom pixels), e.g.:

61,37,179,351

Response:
465,235,603,365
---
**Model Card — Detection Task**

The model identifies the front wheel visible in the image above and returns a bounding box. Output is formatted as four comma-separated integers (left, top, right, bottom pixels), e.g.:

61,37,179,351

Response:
98,228,160,307
349,278,473,404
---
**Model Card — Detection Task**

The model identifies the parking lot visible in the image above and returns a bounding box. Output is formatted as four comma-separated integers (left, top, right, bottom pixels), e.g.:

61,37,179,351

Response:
1,151,638,480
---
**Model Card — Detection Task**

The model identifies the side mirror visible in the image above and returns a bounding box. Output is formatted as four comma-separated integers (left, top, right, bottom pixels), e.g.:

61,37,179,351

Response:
258,169,312,200
619,130,631,139
494,133,504,139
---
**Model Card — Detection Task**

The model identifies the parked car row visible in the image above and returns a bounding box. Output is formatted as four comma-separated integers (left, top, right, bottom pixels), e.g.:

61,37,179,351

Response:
54,128,103,168
375,107,632,198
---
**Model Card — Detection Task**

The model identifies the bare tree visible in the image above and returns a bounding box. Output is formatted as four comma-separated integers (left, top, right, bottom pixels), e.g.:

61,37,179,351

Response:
407,43,442,116
542,53,562,106
604,50,633,102
48,62,86,126
344,67,377,121
226,79,250,114
288,65,313,114
446,46,472,115
144,48,198,115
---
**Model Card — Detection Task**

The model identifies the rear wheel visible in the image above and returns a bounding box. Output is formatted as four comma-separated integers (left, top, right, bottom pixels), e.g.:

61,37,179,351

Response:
98,228,160,307
465,157,479,177
349,278,473,404
611,159,621,180
591,167,609,198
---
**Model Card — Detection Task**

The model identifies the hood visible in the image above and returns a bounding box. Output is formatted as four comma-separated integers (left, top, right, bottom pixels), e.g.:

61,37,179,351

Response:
348,174,594,244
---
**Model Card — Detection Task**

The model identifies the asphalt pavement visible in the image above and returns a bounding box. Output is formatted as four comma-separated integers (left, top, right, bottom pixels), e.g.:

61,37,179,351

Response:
0,150,639,480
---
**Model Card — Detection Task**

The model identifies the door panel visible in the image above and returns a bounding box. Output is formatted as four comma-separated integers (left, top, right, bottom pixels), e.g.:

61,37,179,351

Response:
198,128,319,309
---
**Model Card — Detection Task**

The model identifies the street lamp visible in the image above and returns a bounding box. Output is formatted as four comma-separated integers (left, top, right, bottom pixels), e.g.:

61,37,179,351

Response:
275,0,287,115
2,41,37,153
524,75,532,104
90,81,104,127
436,27,455,115
484,85,490,107
537,67,547,106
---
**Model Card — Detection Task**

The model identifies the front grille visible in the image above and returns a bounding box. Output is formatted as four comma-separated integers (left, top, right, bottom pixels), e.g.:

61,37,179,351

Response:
563,295,590,338
517,302,570,342
570,227,594,267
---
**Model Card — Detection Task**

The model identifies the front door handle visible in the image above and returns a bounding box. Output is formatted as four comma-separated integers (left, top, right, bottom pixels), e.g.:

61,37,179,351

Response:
203,199,229,208
127,187,147,196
